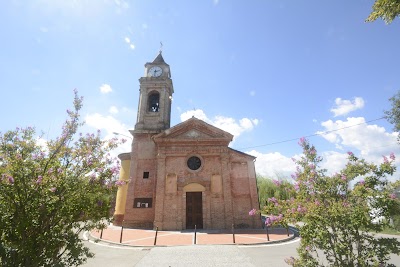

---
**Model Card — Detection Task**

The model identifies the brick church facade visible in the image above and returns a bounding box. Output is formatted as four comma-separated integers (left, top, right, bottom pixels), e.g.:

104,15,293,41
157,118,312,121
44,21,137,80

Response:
113,52,261,230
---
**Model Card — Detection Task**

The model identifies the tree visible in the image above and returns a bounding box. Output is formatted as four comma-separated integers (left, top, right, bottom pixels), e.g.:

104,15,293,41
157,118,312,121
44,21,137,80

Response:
385,91,400,137
254,138,400,266
257,175,294,208
0,90,124,266
367,0,400,24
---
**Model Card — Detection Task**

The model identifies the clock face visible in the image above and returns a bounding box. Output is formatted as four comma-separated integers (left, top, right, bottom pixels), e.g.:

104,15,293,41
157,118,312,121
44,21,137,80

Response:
148,66,163,77
187,156,201,171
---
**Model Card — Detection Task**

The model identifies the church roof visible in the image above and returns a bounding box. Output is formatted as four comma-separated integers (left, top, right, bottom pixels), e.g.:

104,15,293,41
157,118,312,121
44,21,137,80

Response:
153,117,233,145
152,52,167,64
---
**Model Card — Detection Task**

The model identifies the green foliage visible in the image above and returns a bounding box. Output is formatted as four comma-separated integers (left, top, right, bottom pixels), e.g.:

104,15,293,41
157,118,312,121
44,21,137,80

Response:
259,138,400,266
367,0,400,24
0,90,124,266
257,175,294,208
385,91,400,136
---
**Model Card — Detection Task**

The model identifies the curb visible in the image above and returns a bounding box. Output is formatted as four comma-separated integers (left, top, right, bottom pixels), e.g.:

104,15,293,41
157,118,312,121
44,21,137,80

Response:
85,227,299,248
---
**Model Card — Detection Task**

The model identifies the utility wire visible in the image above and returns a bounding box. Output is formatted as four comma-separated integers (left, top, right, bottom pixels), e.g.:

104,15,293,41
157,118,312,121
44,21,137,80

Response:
236,117,386,151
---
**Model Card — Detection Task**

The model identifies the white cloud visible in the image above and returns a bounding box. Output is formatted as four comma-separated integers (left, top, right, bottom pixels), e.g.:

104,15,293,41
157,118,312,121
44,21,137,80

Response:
100,84,113,94
85,113,131,157
129,44,135,50
331,97,364,117
317,117,399,163
124,37,130,43
246,150,297,179
213,0,219,5
114,0,129,9
180,109,258,140
109,106,118,114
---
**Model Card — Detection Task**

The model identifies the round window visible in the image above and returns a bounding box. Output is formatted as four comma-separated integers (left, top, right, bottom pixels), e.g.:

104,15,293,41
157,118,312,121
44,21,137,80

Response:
187,156,201,171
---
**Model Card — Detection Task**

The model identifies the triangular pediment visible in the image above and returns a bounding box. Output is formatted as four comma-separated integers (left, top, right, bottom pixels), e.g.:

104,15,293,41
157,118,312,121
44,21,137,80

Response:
153,117,233,144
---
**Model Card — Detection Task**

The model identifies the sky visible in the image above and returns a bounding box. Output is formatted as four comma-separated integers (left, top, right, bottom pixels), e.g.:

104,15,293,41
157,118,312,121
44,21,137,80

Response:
1,0,400,180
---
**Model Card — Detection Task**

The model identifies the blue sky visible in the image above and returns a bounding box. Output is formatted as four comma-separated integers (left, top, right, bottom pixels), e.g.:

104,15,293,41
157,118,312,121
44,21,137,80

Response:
1,0,400,179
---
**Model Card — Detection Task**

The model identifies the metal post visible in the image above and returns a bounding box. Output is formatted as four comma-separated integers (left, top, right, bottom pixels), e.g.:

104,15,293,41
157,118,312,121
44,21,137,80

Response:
265,226,270,241
119,225,124,243
100,228,103,239
232,223,236,244
154,226,158,245
194,225,197,245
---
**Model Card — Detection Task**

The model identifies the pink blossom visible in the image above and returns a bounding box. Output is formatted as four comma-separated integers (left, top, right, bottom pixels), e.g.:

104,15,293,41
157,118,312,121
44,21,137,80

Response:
347,151,354,156
273,180,282,186
115,180,126,186
383,155,389,163
298,137,306,146
8,175,14,184
359,180,365,185
36,175,43,184
314,200,320,206
389,193,396,200
50,187,56,192
390,152,396,161
341,175,347,181
248,208,257,216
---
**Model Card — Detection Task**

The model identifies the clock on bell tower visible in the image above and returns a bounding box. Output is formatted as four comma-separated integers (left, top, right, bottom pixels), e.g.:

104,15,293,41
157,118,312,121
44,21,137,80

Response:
134,52,174,133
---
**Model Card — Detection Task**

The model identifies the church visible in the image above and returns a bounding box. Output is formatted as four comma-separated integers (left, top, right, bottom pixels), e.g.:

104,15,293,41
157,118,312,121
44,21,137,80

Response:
113,52,261,230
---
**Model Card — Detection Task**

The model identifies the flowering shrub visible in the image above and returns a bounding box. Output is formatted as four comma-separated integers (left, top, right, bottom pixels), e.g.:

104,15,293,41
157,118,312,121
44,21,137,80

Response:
258,138,400,266
0,90,123,266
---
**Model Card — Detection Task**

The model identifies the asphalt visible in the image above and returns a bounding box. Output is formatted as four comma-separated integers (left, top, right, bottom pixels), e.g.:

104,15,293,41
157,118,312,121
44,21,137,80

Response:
89,224,295,247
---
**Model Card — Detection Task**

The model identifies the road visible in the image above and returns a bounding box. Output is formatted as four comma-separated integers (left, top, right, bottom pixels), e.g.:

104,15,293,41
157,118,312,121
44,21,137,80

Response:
82,236,400,267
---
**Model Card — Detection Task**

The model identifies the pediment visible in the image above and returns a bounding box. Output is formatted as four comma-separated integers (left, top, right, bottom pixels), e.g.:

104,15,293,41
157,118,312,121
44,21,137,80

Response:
153,117,233,144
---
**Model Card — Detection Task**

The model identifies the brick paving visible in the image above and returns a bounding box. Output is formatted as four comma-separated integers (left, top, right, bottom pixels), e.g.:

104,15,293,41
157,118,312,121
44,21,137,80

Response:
90,225,293,246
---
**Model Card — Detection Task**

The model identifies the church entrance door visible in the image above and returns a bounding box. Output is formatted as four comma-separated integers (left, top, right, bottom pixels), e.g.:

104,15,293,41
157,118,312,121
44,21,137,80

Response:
186,192,203,229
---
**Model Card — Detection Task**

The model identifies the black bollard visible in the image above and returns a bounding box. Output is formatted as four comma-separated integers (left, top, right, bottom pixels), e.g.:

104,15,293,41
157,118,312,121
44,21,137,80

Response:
232,223,236,244
265,225,270,241
119,225,124,243
286,226,289,237
154,226,158,245
100,228,103,239
194,225,197,245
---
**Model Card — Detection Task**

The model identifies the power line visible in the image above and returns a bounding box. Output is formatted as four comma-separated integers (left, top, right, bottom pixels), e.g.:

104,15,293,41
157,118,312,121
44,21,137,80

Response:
236,117,386,151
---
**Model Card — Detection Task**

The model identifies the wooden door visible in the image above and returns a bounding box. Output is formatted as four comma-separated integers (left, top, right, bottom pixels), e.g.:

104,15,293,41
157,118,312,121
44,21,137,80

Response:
186,192,203,229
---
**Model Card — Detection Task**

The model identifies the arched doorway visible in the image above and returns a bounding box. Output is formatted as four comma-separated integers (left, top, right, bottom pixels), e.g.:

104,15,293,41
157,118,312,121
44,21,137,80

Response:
183,183,205,229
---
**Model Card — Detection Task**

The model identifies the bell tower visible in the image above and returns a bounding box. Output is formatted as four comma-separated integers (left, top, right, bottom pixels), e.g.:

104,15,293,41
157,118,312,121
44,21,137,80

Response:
134,52,173,133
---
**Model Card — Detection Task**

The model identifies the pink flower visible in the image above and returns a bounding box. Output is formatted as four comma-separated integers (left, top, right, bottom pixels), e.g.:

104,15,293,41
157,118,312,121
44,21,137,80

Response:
273,180,282,186
248,208,257,216
50,187,56,192
383,155,389,163
390,152,396,161
8,175,14,184
359,180,365,185
341,175,347,181
115,180,126,186
36,175,43,184
389,193,396,200
298,137,306,146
